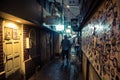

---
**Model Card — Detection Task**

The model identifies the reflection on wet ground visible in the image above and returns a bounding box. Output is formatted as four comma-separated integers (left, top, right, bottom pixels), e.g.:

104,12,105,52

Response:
29,57,82,80
29,47,82,80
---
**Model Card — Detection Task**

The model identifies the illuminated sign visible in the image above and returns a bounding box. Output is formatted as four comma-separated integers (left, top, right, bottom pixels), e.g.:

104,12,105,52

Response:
55,25,64,31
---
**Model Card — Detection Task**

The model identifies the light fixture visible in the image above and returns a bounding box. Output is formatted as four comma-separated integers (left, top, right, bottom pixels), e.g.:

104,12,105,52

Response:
66,5,70,8
68,25,71,28
55,24,64,31
66,28,71,33
6,22,17,29
16,20,21,23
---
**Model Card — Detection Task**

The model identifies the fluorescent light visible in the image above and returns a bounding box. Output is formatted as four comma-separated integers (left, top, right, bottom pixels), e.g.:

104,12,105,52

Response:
66,28,71,33
68,25,71,28
55,25,64,31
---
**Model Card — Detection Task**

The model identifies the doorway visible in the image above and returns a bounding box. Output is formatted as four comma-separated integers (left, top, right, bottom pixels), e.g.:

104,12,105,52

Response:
2,20,22,79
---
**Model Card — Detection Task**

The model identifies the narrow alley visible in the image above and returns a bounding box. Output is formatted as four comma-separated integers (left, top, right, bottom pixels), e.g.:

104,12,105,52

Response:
0,0,120,80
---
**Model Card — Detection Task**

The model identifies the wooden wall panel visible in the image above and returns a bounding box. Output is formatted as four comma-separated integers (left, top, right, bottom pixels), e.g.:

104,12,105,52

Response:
40,30,46,63
0,18,5,79
23,25,57,79
82,54,88,80
23,25,41,79
38,30,55,65
46,32,50,60
25,59,35,79
50,33,54,59
53,33,60,56
23,26,31,60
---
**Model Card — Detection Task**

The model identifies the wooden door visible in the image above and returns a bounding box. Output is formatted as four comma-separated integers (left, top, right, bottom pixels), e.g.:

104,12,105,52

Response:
3,22,21,78
3,40,20,77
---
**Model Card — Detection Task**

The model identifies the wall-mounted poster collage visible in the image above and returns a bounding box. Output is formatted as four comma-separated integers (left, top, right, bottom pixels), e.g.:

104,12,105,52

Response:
81,0,120,80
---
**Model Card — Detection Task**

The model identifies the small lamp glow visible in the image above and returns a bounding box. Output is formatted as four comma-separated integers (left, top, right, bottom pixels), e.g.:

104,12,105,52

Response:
66,5,70,8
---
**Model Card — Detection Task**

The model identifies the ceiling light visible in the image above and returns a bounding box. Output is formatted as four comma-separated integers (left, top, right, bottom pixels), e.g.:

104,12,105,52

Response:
66,5,70,8
16,20,21,23
6,22,17,29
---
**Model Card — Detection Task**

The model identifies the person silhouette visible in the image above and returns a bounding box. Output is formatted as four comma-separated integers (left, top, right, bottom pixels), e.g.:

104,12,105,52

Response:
61,35,71,65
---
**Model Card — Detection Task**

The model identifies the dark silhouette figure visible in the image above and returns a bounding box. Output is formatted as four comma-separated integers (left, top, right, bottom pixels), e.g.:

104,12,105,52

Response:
61,35,71,65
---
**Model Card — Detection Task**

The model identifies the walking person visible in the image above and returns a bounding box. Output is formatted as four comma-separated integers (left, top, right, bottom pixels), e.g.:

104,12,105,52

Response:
61,35,71,66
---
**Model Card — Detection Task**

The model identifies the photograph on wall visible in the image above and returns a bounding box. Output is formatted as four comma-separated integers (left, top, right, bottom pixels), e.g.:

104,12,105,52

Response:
13,29,19,40
4,27,13,40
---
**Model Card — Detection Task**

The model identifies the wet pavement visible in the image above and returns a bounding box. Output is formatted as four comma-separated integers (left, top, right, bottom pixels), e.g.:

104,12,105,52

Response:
29,58,82,80
29,46,82,80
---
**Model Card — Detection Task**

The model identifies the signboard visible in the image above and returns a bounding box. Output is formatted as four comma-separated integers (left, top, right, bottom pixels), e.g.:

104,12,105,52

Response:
45,16,60,25
48,0,54,2
71,18,79,31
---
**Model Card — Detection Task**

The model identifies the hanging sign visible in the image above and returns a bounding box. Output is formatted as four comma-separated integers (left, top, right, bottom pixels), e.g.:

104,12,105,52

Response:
45,16,60,25
71,18,79,31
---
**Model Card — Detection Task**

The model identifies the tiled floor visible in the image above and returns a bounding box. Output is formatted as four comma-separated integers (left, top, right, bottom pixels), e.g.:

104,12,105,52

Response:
29,57,82,80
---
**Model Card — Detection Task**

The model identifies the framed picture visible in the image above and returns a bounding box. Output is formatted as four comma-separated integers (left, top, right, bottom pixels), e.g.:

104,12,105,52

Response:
13,29,18,40
4,27,13,40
